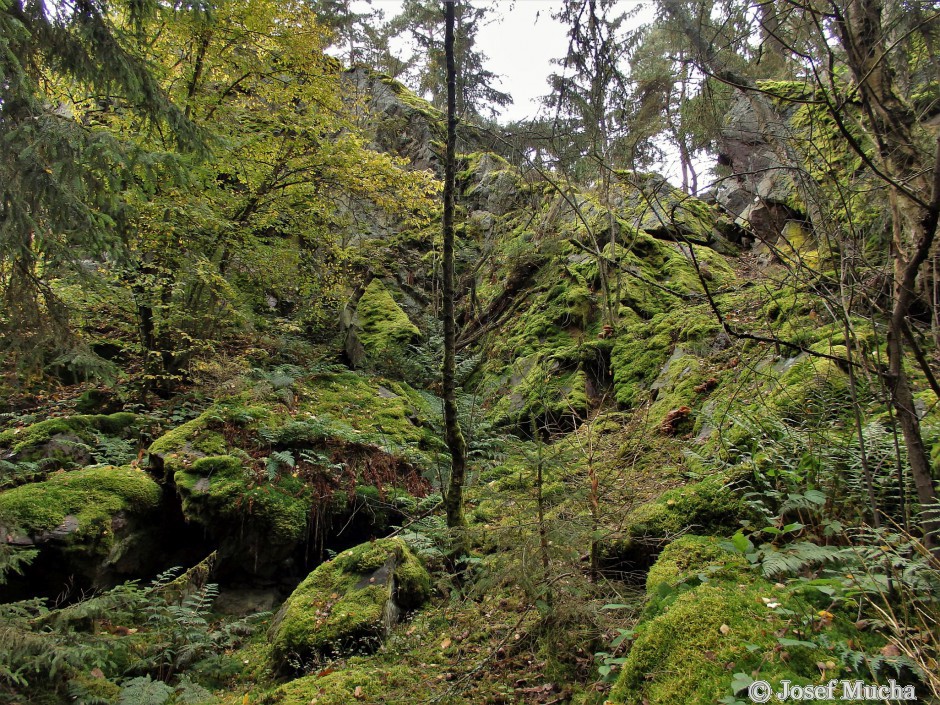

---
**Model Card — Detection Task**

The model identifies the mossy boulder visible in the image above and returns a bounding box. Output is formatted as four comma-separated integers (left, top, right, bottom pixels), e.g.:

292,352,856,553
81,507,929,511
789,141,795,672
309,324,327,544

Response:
0,465,162,584
174,454,310,558
147,373,439,576
0,413,139,487
346,67,444,171
458,151,529,216
768,350,851,425
269,538,430,672
607,472,751,562
644,534,752,615
609,535,886,705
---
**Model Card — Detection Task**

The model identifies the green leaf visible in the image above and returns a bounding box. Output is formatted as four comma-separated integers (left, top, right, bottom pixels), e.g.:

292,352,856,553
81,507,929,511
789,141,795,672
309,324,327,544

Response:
804,489,827,505
777,637,817,649
730,672,754,695
611,628,635,648
730,530,754,554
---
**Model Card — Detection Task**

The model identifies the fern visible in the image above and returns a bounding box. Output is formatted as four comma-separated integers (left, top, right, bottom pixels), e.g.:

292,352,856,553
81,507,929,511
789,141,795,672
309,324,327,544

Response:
0,543,37,586
118,676,173,705
173,676,214,704
91,431,138,466
397,515,448,562
264,450,295,480
758,541,842,578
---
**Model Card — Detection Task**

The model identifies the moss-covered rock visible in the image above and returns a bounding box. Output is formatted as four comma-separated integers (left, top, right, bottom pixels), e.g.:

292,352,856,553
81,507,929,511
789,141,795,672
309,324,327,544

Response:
0,413,139,487
768,349,851,425
609,535,887,705
616,471,751,545
175,454,310,550
347,279,421,370
0,465,162,583
272,664,423,705
147,372,440,575
610,306,721,409
269,538,430,672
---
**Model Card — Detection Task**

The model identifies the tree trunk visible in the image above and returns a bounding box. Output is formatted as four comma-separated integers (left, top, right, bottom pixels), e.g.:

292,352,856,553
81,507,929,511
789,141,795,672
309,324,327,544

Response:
442,0,468,540
834,0,940,549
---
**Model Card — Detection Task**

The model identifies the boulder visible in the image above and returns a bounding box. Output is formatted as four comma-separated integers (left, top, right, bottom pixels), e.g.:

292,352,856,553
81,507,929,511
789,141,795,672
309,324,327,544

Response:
0,465,162,587
0,413,139,488
341,279,421,372
147,373,440,577
269,538,430,672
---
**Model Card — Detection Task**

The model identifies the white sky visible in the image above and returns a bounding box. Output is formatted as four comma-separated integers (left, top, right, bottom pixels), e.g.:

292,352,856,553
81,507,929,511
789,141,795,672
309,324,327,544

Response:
363,1,708,187
463,1,572,122
367,1,632,123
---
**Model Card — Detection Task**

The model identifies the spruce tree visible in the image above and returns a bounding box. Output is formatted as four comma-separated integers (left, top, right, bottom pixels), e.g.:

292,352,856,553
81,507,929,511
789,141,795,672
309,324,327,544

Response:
0,1,201,363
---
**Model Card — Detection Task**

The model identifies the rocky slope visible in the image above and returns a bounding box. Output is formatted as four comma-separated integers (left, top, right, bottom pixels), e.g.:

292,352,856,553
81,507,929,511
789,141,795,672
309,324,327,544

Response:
0,70,934,705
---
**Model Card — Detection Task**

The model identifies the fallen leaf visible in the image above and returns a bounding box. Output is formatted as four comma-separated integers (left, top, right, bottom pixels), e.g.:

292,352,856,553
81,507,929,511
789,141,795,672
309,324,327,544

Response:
881,644,902,658
440,637,452,650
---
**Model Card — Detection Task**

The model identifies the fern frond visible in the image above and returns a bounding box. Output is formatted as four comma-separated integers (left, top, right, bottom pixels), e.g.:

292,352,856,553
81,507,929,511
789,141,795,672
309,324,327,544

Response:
759,541,841,578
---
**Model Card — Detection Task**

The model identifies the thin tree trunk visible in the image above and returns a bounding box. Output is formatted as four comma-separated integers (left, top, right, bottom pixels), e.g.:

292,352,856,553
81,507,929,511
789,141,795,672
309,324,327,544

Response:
442,0,468,540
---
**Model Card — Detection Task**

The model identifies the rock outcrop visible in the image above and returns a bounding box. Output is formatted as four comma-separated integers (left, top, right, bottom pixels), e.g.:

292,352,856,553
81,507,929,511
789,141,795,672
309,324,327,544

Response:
147,371,441,578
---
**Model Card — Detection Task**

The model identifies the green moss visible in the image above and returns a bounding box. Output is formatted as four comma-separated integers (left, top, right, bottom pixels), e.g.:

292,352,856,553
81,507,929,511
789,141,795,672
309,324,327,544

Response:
357,279,420,358
192,430,227,456
621,471,749,540
646,535,751,595
0,413,137,454
611,306,720,408
270,538,430,671
90,412,136,434
70,672,121,703
492,356,588,426
769,349,851,425
610,583,810,704
147,373,440,561
0,466,161,554
294,372,445,469
190,454,243,476
643,535,751,617
148,412,211,468
273,663,423,705
175,455,308,546
610,531,886,705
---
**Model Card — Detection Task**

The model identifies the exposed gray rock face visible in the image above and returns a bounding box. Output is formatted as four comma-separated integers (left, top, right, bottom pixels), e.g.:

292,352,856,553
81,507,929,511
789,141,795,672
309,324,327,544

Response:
343,67,443,171
715,93,801,246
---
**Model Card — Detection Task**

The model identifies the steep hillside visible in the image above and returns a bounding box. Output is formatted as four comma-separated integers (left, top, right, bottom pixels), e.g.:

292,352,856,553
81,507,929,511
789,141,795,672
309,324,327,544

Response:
1,68,937,705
